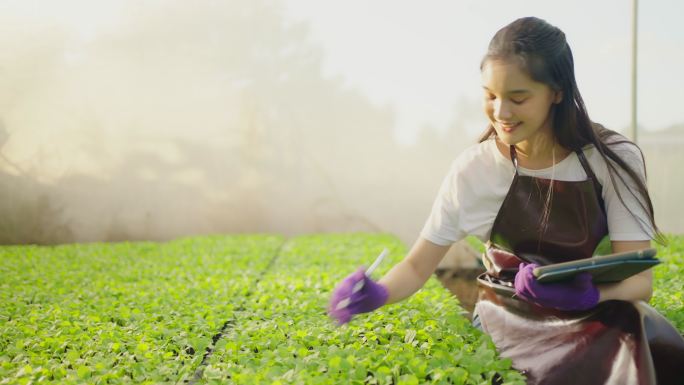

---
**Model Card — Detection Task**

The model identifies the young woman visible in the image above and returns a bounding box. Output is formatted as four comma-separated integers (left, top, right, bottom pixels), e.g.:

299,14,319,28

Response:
328,17,684,385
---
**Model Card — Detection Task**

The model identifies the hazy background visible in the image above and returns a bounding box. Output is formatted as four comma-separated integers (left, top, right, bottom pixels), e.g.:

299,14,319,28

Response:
1,0,682,246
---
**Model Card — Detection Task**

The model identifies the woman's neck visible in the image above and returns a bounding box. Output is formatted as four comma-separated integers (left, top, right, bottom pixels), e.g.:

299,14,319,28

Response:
496,132,571,170
516,121,555,156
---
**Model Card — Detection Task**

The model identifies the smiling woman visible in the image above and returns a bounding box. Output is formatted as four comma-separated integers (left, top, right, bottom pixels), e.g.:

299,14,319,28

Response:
328,16,684,385
481,60,566,168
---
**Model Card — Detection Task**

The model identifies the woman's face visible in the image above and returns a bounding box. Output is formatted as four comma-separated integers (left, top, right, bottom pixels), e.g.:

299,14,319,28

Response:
481,59,560,146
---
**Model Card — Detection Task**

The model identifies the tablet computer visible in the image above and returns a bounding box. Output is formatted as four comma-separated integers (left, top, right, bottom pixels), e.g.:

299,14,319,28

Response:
533,248,659,283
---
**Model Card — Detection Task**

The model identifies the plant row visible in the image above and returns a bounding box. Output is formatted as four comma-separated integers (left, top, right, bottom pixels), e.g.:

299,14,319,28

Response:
2,233,682,384
198,234,526,385
1,235,283,384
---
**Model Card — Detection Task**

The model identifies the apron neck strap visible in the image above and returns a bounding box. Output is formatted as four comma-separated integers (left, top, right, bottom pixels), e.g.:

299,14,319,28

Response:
509,145,519,173
509,145,599,184
575,149,597,180
575,149,605,212
509,144,604,213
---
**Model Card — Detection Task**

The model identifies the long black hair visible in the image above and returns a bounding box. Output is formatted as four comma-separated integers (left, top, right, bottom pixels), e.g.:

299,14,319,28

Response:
479,16,666,245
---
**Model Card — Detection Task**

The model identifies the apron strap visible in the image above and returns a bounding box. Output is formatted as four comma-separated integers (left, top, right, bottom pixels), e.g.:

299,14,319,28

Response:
508,145,605,213
509,145,603,197
575,149,597,180
575,149,606,213
509,145,519,173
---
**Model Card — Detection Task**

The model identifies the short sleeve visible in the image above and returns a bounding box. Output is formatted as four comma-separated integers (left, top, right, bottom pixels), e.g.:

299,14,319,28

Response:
419,160,465,246
599,142,655,241
419,140,514,246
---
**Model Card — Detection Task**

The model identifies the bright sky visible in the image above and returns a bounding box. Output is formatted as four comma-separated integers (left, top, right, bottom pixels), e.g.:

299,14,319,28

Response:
1,0,682,147
282,0,684,144
0,0,682,238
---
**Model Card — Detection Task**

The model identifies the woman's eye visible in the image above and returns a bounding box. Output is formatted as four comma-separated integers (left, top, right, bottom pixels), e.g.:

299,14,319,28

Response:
511,98,526,105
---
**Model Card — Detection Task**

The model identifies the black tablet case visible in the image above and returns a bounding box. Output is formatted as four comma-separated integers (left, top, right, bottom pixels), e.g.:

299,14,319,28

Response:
533,248,660,283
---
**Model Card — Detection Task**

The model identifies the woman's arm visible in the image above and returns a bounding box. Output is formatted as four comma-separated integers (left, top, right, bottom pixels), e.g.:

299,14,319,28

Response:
378,237,451,304
597,240,653,302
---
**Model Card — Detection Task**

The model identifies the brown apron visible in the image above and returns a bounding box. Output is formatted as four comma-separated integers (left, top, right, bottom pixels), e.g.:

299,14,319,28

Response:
474,145,684,385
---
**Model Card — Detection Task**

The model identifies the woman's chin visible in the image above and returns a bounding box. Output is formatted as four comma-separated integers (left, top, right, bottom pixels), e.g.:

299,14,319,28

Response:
495,132,520,146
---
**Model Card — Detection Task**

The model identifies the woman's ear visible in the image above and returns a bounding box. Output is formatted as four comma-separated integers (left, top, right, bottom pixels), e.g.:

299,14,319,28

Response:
553,90,563,104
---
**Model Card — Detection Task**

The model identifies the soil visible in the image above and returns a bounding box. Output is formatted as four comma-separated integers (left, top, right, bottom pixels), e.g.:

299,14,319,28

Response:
435,267,485,320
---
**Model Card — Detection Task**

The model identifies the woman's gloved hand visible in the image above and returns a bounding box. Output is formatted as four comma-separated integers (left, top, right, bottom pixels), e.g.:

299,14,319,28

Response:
514,263,600,311
328,267,388,325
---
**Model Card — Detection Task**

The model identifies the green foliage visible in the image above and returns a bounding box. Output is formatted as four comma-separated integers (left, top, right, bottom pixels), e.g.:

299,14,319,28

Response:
652,235,684,330
465,236,485,254
0,235,283,383
203,234,525,384
1,233,682,384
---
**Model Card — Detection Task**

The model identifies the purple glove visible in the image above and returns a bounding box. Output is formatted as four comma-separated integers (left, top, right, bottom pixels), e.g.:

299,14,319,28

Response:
328,267,388,325
514,263,600,311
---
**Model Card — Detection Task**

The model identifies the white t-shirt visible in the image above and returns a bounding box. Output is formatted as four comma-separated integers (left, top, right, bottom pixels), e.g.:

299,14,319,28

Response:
420,137,654,246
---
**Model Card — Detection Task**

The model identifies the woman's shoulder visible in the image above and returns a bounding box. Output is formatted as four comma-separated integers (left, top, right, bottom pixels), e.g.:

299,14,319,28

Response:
583,131,645,170
442,137,512,188
453,137,505,170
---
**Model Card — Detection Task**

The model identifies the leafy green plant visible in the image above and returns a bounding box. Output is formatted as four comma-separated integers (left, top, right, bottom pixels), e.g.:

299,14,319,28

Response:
202,234,526,384
1,233,681,384
0,235,283,383
651,235,684,330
